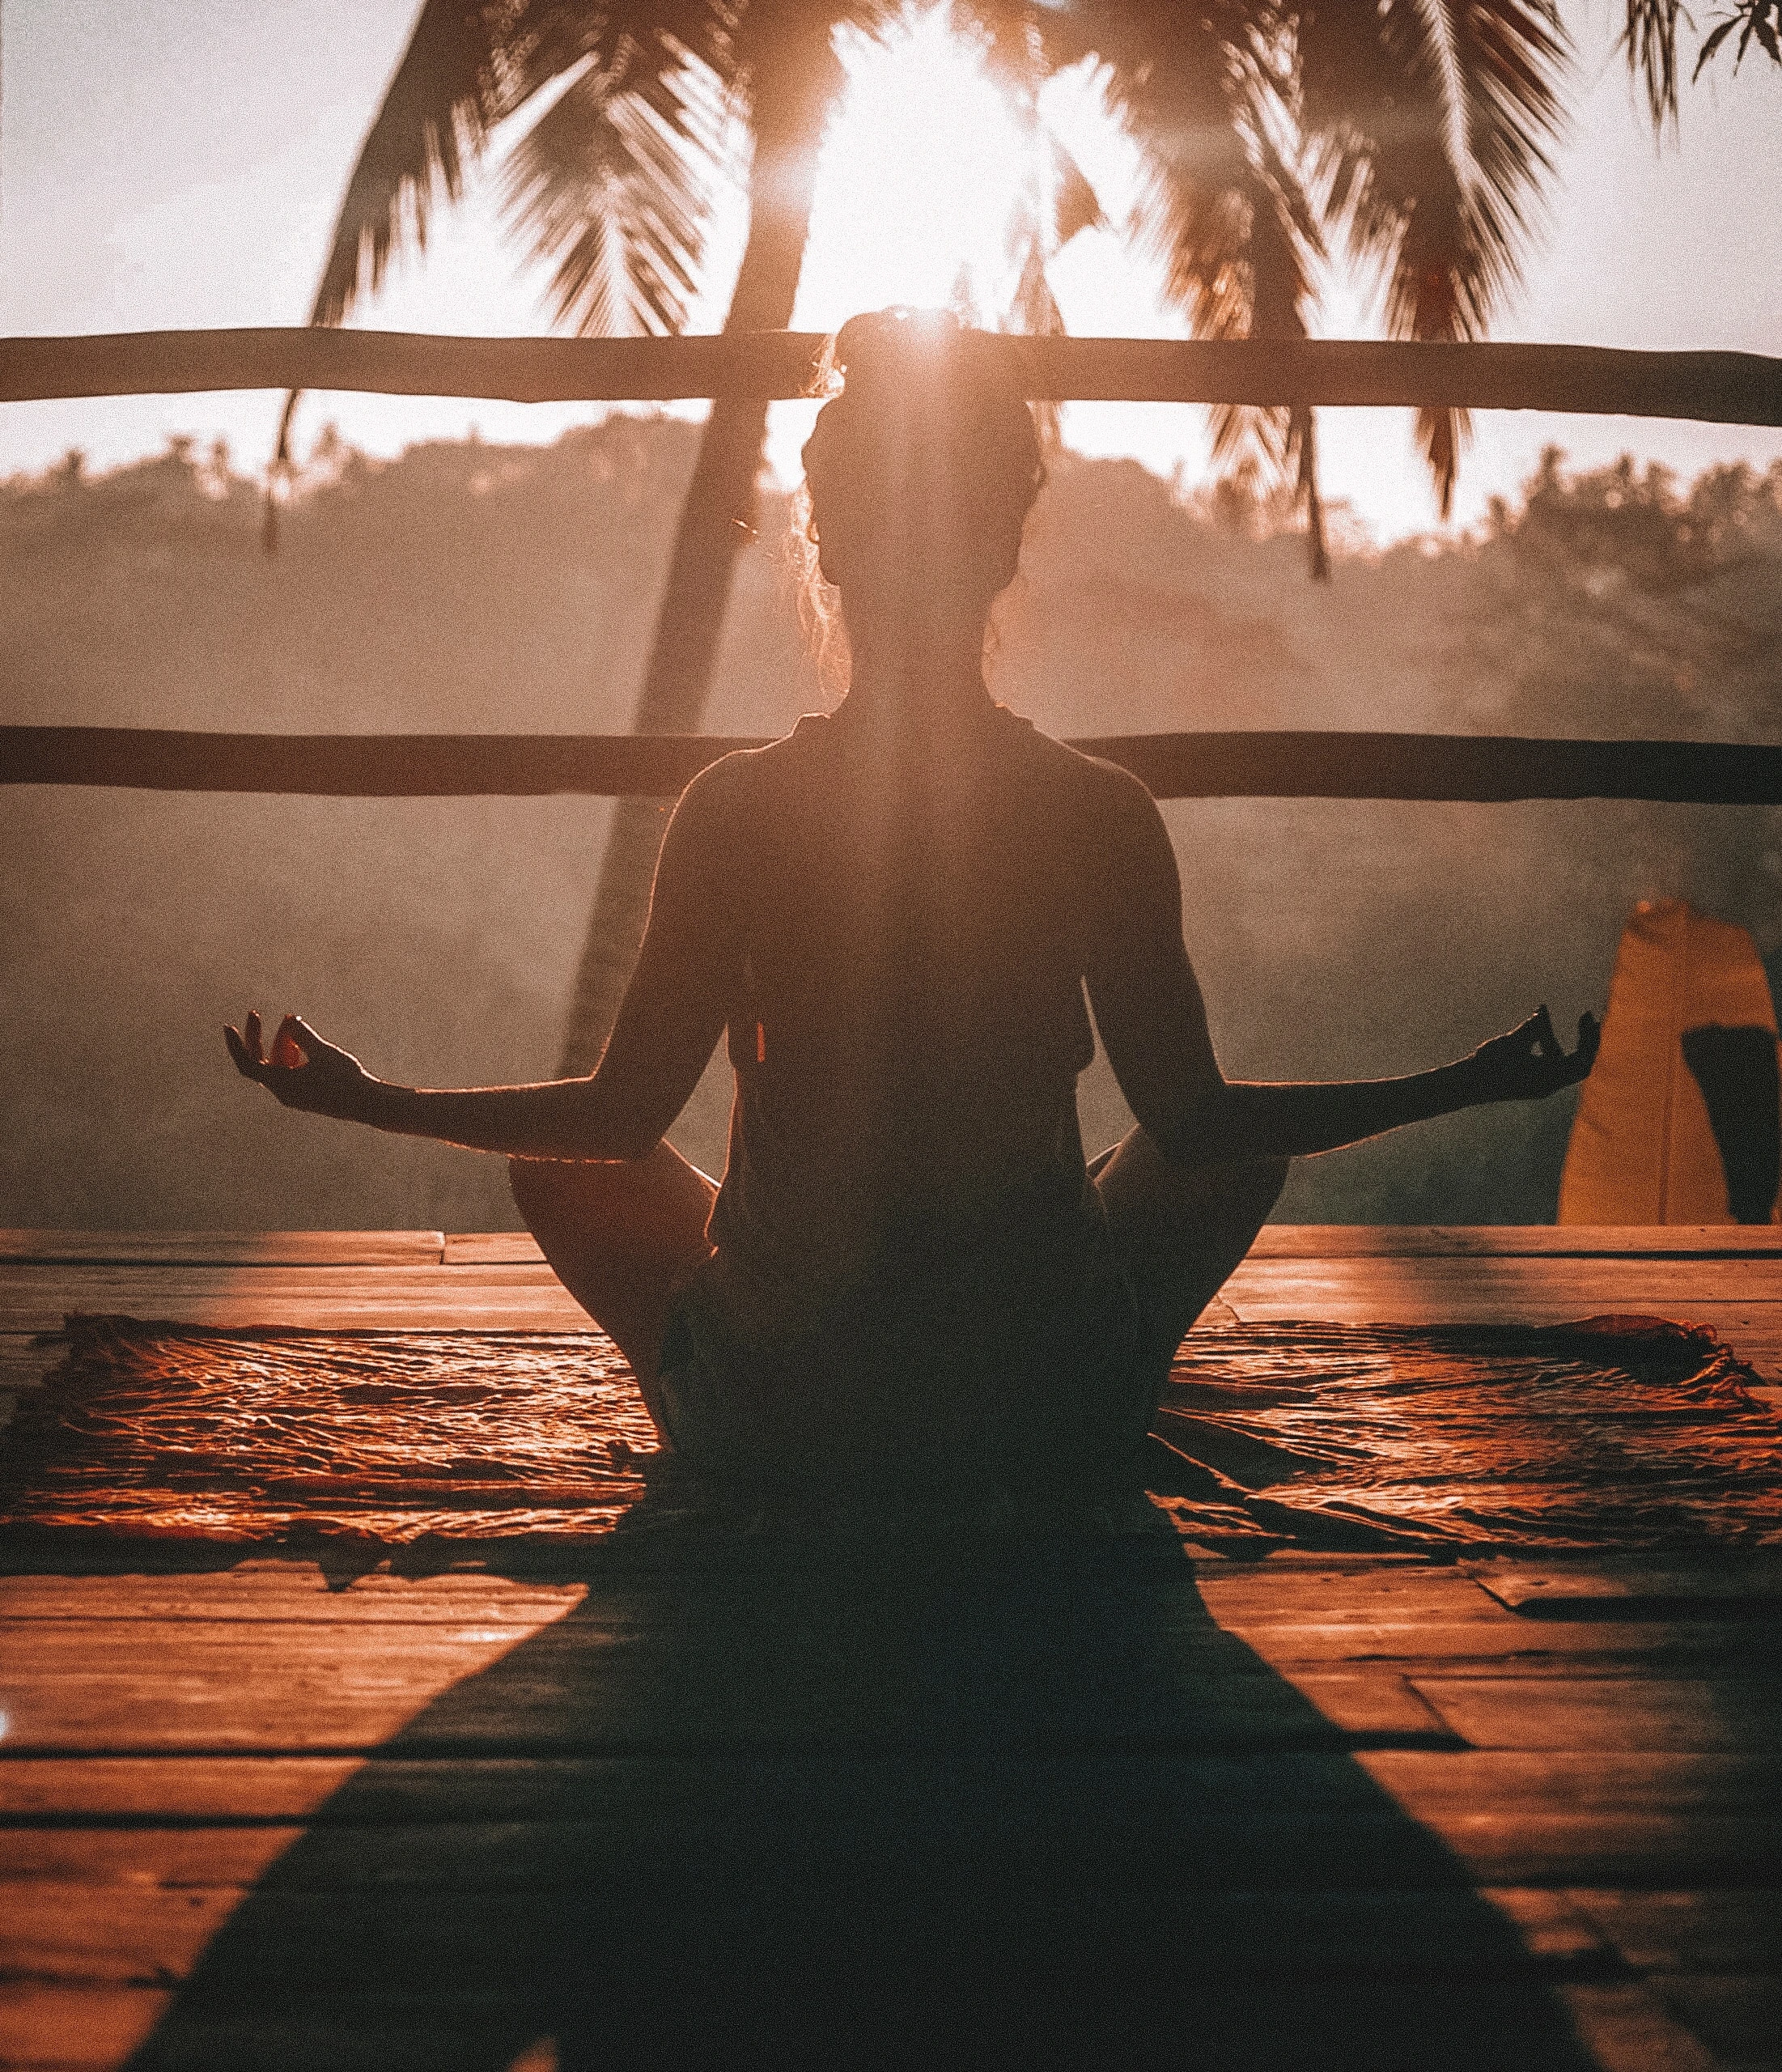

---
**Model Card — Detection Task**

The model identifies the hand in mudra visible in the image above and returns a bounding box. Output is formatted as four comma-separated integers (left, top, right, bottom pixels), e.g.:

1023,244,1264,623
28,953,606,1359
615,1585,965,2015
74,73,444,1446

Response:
225,1010,372,1120
1468,1005,1601,1102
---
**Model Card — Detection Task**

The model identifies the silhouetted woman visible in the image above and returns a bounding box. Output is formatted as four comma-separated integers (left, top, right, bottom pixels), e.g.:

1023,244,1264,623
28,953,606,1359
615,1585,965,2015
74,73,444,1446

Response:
229,309,1597,1501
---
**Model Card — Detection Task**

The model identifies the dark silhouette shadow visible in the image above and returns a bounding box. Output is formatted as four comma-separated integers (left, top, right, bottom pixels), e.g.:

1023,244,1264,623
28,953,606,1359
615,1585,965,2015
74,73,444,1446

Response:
99,1531,1615,2071
1682,1023,1781,1224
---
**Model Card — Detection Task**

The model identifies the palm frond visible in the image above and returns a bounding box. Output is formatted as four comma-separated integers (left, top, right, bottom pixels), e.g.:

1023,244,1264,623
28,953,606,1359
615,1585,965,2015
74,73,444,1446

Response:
306,0,741,334
1695,0,1782,75
1205,143,1330,578
964,0,1046,98
311,0,532,330
273,0,549,519
1297,0,1568,514
1051,136,1106,244
1619,0,1779,113
501,36,730,335
1623,0,1687,122
1088,8,1330,572
1094,4,1254,325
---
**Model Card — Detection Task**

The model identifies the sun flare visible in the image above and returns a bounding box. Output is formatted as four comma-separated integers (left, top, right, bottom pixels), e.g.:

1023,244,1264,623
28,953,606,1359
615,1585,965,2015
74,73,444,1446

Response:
793,11,1037,335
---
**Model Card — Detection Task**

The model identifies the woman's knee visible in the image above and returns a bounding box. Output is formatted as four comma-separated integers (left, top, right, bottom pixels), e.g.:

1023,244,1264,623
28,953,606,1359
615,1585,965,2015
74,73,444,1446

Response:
508,1153,622,1231
509,1155,602,1254
508,1148,717,1273
1096,1131,1288,1234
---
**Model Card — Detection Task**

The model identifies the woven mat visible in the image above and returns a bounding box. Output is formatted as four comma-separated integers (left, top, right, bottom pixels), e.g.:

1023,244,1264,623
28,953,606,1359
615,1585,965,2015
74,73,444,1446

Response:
1,1313,1777,1553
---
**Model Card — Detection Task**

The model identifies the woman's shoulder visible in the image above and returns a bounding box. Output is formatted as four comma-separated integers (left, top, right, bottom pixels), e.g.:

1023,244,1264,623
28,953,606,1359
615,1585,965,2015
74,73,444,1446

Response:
991,706,1159,822
676,716,828,811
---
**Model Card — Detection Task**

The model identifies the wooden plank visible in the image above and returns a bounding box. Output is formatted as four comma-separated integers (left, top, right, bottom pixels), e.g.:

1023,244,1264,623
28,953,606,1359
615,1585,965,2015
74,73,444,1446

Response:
443,1233,542,1266
0,1569,586,1624
0,1620,596,1666
1553,1982,1721,2072
0,1263,592,1331
0,1983,520,2072
1474,1560,1782,1621
1648,1974,1782,2066
1250,1227,1782,1260
0,1811,1494,1893
1564,1891,1782,1974
53,1608,1725,1677
3,1235,1776,1331
1197,1567,1517,1626
1410,1676,1782,1752
11,1799,1782,1896
0,1597,1770,1715
11,1227,1775,1271
6,328,1781,422
0,1673,1450,1757
1222,1257,1782,1315
7,1747,1777,1827
0,1756,366,1822
0,1985,168,2071
11,724,1782,806
0,1610,1450,1752
460,1218,1782,1267
0,1232,445,1267
0,1981,1704,2072
1243,1625,1782,1680
5,1255,1777,1332
0,1880,1641,1986
0,728,769,801
1358,1750,1782,1815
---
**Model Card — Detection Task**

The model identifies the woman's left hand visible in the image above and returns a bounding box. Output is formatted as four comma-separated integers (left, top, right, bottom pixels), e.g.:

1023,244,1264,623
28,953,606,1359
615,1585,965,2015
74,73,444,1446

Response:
224,1010,374,1121
1466,1005,1601,1103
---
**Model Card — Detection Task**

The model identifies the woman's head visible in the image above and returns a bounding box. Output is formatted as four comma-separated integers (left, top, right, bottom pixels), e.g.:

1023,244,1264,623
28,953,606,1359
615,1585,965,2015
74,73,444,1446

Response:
797,309,1045,660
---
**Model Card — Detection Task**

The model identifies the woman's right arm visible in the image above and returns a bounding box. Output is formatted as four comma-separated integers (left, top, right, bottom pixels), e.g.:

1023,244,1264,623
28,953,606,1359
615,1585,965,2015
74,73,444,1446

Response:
1082,771,1597,1169
226,1010,682,1160
226,764,736,1161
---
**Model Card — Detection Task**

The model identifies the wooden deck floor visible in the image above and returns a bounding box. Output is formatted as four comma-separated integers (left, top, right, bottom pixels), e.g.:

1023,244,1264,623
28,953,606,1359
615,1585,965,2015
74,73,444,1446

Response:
1,1228,1778,2070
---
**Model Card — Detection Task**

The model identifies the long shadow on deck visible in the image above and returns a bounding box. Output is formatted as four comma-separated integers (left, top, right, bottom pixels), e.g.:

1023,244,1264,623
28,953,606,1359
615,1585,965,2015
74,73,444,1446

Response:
121,1535,1614,2071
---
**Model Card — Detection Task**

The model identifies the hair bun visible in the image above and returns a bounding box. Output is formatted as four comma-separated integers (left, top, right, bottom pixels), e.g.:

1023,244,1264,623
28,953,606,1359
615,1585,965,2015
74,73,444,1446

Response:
832,307,1017,409
834,308,960,385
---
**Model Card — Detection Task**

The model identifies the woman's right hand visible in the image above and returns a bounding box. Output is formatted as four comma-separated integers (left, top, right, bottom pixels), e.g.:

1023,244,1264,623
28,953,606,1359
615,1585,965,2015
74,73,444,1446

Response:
224,1010,375,1122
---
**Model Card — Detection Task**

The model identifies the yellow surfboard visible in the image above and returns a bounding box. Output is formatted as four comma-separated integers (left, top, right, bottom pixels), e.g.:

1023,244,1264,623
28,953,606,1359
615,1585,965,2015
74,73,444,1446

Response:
1559,900,1780,1225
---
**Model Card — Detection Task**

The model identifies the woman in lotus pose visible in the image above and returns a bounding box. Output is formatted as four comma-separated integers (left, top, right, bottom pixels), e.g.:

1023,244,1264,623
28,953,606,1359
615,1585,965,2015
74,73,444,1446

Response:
229,309,1597,1501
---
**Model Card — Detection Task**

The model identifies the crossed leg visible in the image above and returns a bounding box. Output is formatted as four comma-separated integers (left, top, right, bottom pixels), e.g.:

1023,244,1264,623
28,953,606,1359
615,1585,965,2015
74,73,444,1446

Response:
510,1131,1288,1450
1088,1128,1289,1381
507,1145,716,1441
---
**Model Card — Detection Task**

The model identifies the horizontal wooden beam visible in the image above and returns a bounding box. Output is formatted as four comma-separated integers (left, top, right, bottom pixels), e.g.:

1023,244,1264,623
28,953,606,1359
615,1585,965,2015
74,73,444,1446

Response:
2,726,1776,804
5,329,1782,424
0,729,758,798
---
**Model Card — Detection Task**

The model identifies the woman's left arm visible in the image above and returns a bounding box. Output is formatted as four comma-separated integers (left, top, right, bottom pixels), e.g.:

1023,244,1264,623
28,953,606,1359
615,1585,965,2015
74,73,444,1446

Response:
225,767,736,1161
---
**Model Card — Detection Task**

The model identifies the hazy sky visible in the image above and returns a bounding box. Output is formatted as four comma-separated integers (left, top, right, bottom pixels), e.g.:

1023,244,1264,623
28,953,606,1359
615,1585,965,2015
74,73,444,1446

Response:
2,0,1779,540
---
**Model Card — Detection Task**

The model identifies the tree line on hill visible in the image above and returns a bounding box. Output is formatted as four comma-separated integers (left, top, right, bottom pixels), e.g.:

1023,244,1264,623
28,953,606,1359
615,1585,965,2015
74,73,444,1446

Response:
2,419,1777,1230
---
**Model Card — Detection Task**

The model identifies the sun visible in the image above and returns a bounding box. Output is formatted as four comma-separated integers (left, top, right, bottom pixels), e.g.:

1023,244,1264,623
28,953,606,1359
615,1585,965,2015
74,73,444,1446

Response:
758,8,1048,483
792,11,1035,336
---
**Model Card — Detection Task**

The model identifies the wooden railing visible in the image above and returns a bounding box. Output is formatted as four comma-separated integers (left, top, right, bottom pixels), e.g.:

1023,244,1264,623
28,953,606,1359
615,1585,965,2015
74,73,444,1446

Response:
5,329,1782,423
2,728,1776,804
5,328,1778,806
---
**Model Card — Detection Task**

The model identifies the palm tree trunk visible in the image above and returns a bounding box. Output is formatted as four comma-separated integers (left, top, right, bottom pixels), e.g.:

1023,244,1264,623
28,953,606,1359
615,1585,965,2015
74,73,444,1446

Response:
557,44,840,1076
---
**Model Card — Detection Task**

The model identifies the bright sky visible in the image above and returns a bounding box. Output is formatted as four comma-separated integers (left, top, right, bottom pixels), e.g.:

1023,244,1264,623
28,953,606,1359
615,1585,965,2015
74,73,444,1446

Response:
2,0,1779,541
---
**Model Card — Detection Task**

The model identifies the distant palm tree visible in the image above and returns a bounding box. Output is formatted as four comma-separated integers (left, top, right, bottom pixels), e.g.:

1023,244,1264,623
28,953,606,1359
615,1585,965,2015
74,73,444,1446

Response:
286,0,1737,1072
